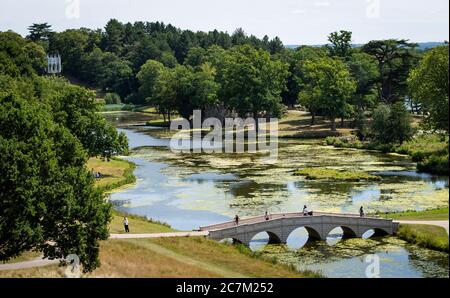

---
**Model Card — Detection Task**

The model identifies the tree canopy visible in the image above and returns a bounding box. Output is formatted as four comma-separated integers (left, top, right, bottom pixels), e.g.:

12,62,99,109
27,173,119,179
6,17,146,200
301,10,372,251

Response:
408,45,449,132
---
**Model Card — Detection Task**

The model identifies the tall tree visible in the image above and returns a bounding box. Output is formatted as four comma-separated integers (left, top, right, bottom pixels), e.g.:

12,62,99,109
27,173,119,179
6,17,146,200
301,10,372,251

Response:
292,46,327,124
362,39,418,103
136,59,165,102
27,23,53,43
408,45,449,132
218,45,289,126
327,30,353,59
299,57,356,131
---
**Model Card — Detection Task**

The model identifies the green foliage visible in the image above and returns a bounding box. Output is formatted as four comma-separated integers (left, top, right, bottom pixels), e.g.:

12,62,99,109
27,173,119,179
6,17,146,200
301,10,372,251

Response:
218,45,289,119
408,45,449,132
37,77,129,159
0,91,111,272
326,133,449,174
371,102,414,144
104,92,121,105
0,31,46,77
326,30,353,59
136,59,165,103
299,57,356,131
362,39,419,103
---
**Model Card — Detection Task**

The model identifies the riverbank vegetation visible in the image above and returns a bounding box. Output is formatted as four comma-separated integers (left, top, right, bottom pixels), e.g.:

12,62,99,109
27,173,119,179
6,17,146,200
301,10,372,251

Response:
326,134,449,175
88,157,136,192
294,167,381,182
397,224,449,252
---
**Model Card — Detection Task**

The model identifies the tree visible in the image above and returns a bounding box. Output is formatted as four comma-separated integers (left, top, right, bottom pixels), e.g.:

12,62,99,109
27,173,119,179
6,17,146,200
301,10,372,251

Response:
218,45,289,127
38,76,128,159
184,47,206,67
98,53,133,98
160,51,178,68
362,39,418,103
268,37,284,55
27,23,53,50
0,91,110,272
136,59,165,102
327,30,353,59
0,31,46,77
102,19,125,54
408,45,449,132
346,52,379,110
50,29,89,77
371,102,414,144
299,57,356,131
291,46,327,124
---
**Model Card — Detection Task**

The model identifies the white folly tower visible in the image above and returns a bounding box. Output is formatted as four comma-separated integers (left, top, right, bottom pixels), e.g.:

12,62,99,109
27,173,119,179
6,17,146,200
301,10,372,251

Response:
47,53,62,74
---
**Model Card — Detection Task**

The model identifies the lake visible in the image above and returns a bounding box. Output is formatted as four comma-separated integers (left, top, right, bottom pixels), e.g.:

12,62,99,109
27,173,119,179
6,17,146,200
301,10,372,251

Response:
104,111,449,278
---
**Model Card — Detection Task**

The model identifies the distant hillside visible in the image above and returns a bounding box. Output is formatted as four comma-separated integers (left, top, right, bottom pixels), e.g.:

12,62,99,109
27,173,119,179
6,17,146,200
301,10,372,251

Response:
285,42,446,50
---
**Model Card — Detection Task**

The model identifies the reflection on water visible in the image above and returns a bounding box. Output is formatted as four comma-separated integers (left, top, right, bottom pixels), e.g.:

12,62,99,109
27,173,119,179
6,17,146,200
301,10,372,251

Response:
253,237,449,278
105,112,449,278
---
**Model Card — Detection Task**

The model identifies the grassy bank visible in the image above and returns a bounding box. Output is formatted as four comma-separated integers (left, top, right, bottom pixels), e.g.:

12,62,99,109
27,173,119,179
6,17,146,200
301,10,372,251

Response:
382,208,449,221
110,211,174,234
294,167,381,181
325,134,449,175
397,224,449,252
87,157,136,192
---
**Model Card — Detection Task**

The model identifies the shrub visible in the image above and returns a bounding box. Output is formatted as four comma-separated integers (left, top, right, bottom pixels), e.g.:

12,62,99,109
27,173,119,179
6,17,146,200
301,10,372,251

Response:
104,92,122,105
371,103,414,145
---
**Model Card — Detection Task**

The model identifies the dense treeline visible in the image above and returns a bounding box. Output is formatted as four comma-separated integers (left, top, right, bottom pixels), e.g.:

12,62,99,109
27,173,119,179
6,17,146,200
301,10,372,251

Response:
0,31,128,271
27,21,443,135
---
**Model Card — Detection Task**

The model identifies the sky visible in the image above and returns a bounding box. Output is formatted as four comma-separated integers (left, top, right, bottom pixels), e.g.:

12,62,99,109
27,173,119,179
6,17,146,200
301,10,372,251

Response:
0,0,448,45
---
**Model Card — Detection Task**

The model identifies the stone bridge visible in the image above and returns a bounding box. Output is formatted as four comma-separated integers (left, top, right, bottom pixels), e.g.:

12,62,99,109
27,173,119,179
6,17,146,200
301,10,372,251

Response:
199,212,399,246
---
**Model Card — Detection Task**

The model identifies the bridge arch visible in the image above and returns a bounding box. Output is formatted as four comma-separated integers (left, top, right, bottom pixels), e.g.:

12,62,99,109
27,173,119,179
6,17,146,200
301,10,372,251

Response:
285,225,323,243
324,226,358,239
362,227,390,238
248,230,283,245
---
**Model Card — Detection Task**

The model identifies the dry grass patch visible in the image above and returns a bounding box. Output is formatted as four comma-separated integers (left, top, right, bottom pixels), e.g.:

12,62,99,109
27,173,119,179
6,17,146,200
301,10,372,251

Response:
0,265,63,278
148,237,313,277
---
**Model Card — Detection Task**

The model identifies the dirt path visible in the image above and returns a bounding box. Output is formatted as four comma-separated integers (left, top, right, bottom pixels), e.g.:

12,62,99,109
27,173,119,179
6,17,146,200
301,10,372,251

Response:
109,231,209,239
395,220,449,234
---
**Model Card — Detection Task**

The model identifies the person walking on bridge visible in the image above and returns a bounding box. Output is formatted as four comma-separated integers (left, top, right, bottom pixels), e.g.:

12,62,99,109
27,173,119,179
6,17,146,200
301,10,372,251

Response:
359,206,365,217
234,215,240,225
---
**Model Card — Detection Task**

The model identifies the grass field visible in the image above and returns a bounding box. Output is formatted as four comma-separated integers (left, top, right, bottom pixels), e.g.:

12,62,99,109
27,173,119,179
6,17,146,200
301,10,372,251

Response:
278,110,354,138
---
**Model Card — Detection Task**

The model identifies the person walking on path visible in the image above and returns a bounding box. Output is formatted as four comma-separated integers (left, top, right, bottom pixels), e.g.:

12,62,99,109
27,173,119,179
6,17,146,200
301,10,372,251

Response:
359,206,365,217
234,215,239,225
123,217,130,233
265,211,270,220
